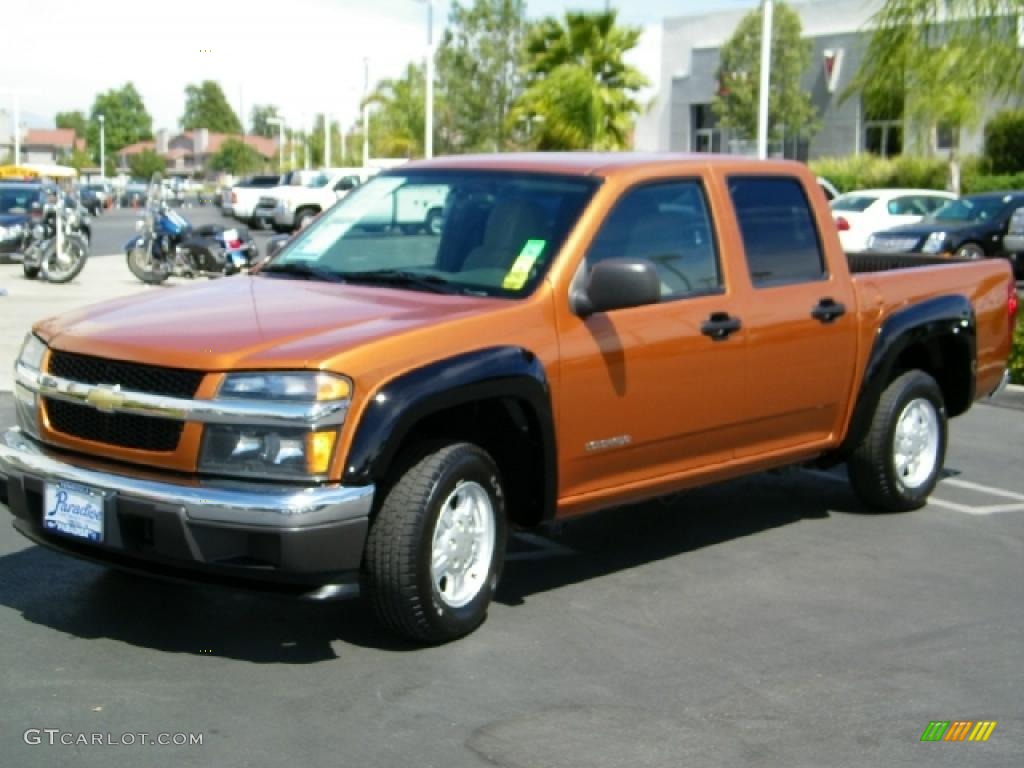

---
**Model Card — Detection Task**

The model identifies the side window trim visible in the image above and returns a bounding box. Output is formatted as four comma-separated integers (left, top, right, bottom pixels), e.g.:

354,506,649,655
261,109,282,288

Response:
581,177,726,305
727,174,829,288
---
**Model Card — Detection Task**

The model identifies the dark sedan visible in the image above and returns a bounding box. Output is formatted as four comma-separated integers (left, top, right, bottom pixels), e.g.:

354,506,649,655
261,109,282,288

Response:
0,182,46,262
866,191,1024,278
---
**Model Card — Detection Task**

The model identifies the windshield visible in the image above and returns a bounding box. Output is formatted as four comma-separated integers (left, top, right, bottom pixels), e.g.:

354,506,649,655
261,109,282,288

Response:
932,197,1009,223
831,195,877,212
0,187,38,214
262,171,599,298
305,174,330,188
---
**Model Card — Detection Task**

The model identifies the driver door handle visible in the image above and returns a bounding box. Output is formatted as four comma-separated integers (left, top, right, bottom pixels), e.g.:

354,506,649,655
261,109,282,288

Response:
701,312,742,341
811,297,846,324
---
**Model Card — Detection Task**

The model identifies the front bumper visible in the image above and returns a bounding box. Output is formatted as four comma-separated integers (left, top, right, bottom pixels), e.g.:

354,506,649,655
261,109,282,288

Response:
0,428,374,591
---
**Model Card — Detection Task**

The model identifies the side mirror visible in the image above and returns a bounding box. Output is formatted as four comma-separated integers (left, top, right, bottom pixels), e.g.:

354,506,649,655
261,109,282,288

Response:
572,259,661,318
335,179,356,193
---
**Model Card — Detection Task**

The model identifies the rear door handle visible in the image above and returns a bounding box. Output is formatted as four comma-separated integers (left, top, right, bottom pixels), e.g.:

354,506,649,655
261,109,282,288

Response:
701,312,742,341
811,297,846,324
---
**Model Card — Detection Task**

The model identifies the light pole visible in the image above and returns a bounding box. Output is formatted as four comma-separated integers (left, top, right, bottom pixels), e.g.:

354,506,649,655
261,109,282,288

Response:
97,114,106,180
362,57,370,167
267,116,285,170
414,0,434,159
1,88,38,166
756,0,774,160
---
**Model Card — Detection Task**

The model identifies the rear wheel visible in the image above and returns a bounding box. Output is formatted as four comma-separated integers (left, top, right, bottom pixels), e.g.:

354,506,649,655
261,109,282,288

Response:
955,242,984,260
425,208,443,236
295,208,318,230
23,264,39,279
848,370,947,512
363,442,507,644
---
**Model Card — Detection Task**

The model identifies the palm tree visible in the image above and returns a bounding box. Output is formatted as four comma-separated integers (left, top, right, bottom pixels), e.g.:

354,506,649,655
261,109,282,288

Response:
514,10,649,151
367,63,427,158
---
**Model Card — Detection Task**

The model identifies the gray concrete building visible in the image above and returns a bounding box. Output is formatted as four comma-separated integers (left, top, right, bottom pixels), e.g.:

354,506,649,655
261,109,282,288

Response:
634,0,1020,161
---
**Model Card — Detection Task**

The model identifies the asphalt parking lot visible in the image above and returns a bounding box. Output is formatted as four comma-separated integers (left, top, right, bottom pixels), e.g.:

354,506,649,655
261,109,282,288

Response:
0,388,1021,767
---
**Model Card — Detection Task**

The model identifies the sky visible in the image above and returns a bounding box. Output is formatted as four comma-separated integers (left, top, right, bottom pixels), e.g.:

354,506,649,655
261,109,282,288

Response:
2,0,759,136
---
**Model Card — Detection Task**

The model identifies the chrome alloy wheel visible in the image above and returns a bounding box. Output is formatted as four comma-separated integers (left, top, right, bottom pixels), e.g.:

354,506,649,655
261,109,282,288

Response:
893,397,940,489
430,481,496,608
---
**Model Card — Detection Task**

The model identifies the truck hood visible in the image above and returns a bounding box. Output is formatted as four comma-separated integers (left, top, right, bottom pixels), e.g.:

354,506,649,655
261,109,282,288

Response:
37,275,501,371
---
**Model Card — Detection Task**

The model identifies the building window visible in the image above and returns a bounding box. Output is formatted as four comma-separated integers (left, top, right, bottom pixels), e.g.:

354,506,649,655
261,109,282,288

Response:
864,122,903,157
692,104,722,153
935,121,958,151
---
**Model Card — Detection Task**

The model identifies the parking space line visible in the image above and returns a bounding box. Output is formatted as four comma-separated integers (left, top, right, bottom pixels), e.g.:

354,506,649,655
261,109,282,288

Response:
929,498,1024,516
939,477,1024,502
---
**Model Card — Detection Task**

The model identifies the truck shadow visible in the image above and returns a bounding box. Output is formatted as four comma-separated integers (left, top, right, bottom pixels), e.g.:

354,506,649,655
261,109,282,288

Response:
0,468,880,662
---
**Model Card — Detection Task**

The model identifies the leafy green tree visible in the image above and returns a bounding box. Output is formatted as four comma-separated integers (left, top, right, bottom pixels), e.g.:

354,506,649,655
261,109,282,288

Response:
515,10,649,150
985,109,1024,174
367,63,427,158
250,104,281,138
128,149,165,179
307,113,344,166
86,83,153,156
436,0,526,152
181,81,242,133
850,0,1024,154
712,2,818,144
56,111,88,140
209,138,264,175
67,148,94,173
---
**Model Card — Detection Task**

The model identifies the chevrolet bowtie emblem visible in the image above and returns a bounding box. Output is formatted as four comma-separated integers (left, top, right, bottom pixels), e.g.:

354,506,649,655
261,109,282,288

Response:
86,386,124,413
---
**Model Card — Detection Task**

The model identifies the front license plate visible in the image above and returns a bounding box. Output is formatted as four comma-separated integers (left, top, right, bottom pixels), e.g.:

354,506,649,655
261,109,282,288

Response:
222,228,238,242
43,481,104,543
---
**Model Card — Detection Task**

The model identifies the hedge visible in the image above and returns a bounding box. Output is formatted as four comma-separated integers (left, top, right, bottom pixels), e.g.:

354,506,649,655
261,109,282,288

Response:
984,110,1024,175
809,155,1024,195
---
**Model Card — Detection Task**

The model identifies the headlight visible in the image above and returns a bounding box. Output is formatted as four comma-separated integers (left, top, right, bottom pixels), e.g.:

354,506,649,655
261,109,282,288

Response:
922,232,947,254
17,333,47,372
14,334,47,439
198,372,351,480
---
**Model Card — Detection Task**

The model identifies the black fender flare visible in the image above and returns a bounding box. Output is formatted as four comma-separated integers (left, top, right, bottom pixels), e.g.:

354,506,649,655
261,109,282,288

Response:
835,294,975,459
342,346,557,520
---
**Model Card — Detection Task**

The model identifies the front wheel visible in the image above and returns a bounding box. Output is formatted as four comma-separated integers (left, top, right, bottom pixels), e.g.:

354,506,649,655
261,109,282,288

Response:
42,236,89,284
23,263,40,279
126,243,170,285
363,442,508,644
425,208,443,236
848,370,947,512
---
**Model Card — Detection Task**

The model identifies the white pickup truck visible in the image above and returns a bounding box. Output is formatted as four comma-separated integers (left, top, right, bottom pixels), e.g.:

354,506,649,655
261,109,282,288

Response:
257,168,378,233
221,174,283,223
358,184,449,235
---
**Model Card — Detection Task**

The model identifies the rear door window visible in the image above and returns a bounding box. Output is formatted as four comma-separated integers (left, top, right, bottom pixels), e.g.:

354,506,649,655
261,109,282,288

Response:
728,176,827,286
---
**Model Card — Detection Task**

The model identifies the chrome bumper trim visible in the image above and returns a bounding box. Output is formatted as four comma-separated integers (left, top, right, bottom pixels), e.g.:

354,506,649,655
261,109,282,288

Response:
16,363,348,428
0,428,373,528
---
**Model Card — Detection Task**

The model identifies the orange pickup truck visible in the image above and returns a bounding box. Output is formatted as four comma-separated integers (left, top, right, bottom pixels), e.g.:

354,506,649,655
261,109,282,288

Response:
1,154,1016,643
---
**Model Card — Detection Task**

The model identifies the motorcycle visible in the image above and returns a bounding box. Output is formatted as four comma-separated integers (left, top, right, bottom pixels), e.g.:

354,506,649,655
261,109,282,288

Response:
124,173,257,285
21,188,91,283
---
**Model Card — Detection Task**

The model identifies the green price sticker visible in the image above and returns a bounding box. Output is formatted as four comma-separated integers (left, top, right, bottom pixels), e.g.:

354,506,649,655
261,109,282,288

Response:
502,239,547,290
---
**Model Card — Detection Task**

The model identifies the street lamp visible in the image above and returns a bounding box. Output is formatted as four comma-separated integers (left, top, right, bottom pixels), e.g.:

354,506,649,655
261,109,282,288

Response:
267,116,285,170
97,114,105,180
756,0,774,160
414,0,434,159
0,87,38,166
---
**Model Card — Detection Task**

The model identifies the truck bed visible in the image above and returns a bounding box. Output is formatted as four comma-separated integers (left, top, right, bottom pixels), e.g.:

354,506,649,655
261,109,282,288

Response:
846,251,962,273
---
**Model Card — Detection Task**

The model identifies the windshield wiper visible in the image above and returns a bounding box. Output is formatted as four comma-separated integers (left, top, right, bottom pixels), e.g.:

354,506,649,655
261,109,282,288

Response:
259,262,346,283
339,269,463,294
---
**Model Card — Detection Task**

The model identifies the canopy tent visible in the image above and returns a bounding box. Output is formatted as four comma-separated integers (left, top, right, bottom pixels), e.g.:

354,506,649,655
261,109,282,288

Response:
0,163,78,180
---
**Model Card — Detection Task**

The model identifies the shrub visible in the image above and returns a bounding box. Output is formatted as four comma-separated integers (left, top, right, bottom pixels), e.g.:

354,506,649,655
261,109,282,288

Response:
810,155,947,193
1011,315,1024,386
961,172,1024,194
984,110,1024,175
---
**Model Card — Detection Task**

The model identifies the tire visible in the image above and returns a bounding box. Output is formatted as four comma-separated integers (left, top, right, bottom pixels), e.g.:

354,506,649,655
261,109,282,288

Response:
848,370,947,512
43,236,89,284
23,264,39,279
294,208,317,231
400,223,422,236
363,442,508,644
126,245,170,285
425,208,443,236
955,242,985,260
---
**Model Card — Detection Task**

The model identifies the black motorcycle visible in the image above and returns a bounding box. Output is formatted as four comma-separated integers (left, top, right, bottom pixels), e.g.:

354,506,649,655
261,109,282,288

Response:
21,189,91,283
125,174,257,285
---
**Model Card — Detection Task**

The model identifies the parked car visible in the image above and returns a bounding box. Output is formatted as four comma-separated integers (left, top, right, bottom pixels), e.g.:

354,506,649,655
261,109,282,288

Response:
866,191,1024,277
221,174,283,225
831,189,956,252
258,168,378,232
76,185,103,216
1,156,1015,644
0,181,44,261
120,181,149,208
